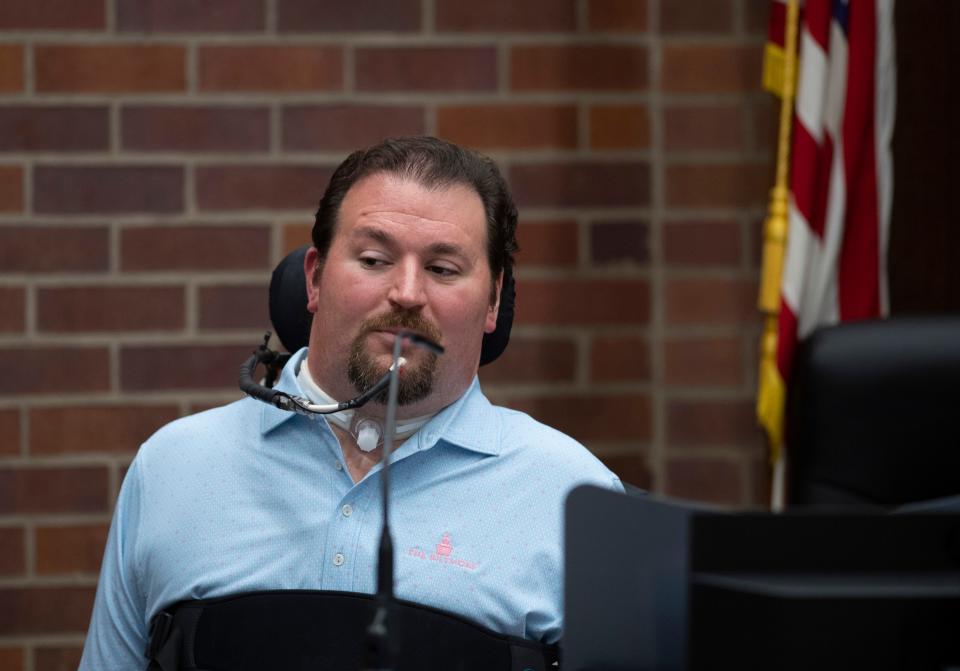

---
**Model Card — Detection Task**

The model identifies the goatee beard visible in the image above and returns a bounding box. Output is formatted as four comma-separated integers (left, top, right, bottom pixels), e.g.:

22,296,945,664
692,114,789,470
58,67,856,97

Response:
346,309,441,406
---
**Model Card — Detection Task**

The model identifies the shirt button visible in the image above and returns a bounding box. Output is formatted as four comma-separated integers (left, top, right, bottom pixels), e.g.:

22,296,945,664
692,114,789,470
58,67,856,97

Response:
333,553,345,566
341,504,353,517
334,461,343,471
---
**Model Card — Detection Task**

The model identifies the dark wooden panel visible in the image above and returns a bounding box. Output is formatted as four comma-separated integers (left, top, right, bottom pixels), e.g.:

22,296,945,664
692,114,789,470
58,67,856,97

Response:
888,0,960,313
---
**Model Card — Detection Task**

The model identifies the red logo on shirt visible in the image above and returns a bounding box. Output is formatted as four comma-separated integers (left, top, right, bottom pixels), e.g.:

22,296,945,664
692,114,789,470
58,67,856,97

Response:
405,532,477,571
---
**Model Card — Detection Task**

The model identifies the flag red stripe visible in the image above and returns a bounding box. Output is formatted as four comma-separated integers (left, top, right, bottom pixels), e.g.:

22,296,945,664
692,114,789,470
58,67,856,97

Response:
804,0,832,51
777,298,799,380
790,119,833,240
838,1,881,320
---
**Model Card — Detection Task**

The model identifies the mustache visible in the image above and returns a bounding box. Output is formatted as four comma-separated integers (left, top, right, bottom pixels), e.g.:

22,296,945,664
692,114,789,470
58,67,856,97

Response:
360,309,443,345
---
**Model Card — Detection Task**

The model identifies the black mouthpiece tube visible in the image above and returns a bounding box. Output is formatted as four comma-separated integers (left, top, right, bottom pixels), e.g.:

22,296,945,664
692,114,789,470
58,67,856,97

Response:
239,353,279,405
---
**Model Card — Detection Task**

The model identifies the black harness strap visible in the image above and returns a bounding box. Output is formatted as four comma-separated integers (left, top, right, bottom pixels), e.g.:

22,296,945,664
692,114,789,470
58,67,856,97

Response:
145,590,558,671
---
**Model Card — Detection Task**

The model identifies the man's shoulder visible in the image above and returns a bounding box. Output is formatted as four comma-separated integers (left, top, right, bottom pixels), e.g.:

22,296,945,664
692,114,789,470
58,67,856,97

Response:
481,400,622,489
139,396,260,456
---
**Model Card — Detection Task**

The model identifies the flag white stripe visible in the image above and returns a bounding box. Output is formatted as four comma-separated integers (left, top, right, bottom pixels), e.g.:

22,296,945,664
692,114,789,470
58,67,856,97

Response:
783,200,818,316
796,28,829,143
805,18,848,337
875,0,896,314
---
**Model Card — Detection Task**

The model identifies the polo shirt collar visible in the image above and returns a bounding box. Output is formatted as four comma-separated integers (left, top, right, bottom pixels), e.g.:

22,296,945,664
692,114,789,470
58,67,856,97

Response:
259,349,500,457
416,377,501,457
259,347,310,436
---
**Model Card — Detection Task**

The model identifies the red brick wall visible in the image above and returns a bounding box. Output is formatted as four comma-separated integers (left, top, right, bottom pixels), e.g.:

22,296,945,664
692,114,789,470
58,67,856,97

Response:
0,0,773,661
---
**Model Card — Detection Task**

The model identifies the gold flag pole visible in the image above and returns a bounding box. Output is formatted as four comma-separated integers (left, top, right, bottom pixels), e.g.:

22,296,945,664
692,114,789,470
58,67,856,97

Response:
757,0,800,509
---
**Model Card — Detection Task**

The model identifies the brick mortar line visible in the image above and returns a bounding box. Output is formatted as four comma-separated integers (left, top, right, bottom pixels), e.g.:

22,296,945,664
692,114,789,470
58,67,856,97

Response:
648,0,667,495
0,576,99,588
509,324,654,336
514,265,652,279
660,91,775,104
107,220,120,274
185,41,197,94
0,148,656,162
0,331,268,345
0,513,113,525
588,442,655,455
485,381,655,396
269,216,284,267
2,391,246,406
15,325,670,341
657,206,768,218
4,273,273,285
108,340,120,395
665,446,763,461
108,101,120,155
0,397,200,409
183,161,196,216
105,0,117,33
662,151,773,163
519,205,654,218
1,210,660,225
423,0,435,34
22,37,34,97
660,324,763,338
0,216,281,225
496,42,509,96
1,33,661,46
0,91,657,104
0,634,87,646
576,0,589,32
108,461,120,510
734,0,747,36
269,103,281,155
23,283,36,338
184,279,198,336
265,0,277,34
0,31,766,47
662,389,757,403
660,265,760,278
342,43,355,94
16,330,268,345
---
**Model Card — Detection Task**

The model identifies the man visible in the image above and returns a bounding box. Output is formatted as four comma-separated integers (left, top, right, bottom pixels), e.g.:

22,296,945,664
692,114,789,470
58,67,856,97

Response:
80,137,622,668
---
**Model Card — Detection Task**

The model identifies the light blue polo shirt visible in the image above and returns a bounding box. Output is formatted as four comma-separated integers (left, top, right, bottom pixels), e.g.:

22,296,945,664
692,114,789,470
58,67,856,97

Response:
80,348,622,669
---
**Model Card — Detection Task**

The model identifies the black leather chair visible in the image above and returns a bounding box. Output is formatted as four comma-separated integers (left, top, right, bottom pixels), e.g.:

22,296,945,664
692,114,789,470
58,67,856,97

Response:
786,317,960,508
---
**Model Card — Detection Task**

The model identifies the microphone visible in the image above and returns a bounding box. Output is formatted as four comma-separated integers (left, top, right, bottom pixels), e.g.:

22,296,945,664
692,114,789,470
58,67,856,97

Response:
363,330,443,671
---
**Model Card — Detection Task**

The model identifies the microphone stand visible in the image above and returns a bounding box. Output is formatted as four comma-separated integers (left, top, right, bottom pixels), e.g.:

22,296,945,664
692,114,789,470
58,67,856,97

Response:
362,333,403,671
362,331,442,671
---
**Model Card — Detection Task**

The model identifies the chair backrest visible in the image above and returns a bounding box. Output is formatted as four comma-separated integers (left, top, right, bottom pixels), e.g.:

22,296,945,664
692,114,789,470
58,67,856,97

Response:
786,317,960,507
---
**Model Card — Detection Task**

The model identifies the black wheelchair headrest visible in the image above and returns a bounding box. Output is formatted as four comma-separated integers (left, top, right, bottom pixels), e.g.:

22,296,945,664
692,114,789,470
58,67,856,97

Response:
269,246,515,366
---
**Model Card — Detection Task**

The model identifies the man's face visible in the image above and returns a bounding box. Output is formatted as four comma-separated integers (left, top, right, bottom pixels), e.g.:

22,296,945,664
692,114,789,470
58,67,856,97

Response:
304,172,501,417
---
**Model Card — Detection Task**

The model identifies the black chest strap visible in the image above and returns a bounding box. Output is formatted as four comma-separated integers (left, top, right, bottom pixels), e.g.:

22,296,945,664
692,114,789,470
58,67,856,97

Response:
145,590,558,671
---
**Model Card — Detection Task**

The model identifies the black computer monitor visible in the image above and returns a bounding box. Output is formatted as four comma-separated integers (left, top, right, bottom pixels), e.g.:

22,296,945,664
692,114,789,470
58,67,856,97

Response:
563,485,960,671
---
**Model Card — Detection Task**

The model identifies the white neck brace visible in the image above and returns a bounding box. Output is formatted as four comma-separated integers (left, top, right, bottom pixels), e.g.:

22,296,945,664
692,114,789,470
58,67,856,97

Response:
296,361,434,452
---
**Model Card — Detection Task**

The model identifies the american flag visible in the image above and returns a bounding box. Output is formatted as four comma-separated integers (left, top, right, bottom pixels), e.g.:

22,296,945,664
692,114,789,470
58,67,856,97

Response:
759,0,896,500
779,0,896,375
